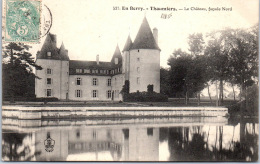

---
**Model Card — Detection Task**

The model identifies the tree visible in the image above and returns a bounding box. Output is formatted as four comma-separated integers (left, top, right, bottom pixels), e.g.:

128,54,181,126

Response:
204,31,231,106
2,43,42,101
160,67,172,96
205,26,258,108
168,49,207,105
188,33,205,56
188,33,205,105
2,133,41,161
223,27,258,112
168,50,191,102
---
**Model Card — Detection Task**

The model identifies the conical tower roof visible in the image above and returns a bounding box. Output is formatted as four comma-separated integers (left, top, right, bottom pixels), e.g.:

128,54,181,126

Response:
59,42,70,60
130,17,160,50
111,44,122,64
122,35,133,52
37,33,60,59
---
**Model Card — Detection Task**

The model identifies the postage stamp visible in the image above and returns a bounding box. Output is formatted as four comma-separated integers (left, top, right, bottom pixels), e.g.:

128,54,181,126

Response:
4,0,41,42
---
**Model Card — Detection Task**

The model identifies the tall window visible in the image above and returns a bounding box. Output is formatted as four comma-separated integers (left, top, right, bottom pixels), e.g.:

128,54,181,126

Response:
137,67,140,73
46,89,52,97
93,78,98,86
75,90,82,97
137,77,140,84
92,90,98,98
76,130,80,138
47,52,51,57
47,78,52,85
137,57,140,61
147,128,153,136
47,68,52,74
107,90,112,98
107,79,111,86
76,78,81,85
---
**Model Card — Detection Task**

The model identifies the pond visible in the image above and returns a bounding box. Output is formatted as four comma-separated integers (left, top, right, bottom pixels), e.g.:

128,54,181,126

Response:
2,117,258,162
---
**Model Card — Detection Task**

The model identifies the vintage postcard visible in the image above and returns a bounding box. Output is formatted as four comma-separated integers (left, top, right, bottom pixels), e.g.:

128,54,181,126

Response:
1,0,259,162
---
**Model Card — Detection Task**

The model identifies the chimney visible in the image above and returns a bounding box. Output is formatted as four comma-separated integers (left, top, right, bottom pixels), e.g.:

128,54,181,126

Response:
153,28,158,45
96,55,99,65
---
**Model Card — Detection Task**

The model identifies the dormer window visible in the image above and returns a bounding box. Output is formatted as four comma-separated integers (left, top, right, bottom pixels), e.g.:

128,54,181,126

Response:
115,58,118,65
47,52,51,57
76,69,82,73
84,69,90,73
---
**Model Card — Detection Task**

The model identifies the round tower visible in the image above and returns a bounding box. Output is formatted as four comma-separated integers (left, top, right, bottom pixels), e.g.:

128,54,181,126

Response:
128,17,160,93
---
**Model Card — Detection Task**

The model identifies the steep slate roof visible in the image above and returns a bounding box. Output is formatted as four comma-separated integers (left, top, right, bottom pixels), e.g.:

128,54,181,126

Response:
122,35,133,52
59,42,70,60
69,60,112,69
36,33,69,61
130,17,160,50
110,45,122,64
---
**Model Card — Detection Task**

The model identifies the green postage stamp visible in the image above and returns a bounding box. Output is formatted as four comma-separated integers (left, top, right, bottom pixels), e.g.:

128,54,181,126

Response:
4,0,41,42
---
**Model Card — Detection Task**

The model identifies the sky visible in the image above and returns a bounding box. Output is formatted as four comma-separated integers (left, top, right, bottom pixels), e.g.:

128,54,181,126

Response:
30,0,259,68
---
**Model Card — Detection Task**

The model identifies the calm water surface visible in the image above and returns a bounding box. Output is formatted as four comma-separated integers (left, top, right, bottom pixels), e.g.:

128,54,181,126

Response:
2,117,258,161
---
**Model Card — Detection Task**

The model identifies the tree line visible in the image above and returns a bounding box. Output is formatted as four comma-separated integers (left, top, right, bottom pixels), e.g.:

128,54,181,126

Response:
161,25,258,109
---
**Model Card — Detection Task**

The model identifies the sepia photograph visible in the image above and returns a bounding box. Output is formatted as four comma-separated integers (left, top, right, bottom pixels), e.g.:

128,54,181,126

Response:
1,0,259,162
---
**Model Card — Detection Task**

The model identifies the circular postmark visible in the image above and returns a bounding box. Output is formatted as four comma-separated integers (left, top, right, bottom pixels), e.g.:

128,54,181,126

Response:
40,4,52,39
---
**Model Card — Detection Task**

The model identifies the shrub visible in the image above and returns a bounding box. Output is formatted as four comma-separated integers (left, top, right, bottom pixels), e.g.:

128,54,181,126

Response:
228,84,258,116
3,96,59,102
121,80,130,95
34,97,59,102
147,84,154,93
246,84,258,115
123,91,168,102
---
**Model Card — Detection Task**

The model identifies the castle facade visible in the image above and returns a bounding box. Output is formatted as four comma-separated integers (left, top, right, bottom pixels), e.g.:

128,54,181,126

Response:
35,17,160,101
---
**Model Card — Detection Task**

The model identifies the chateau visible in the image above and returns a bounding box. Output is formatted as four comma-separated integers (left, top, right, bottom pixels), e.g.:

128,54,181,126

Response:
35,17,160,101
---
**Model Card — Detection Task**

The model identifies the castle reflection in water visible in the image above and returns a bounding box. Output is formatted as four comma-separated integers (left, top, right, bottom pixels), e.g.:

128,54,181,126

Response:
36,127,159,161
2,117,259,161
